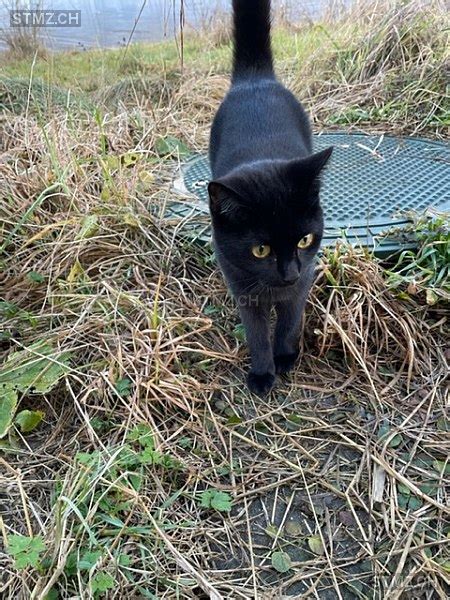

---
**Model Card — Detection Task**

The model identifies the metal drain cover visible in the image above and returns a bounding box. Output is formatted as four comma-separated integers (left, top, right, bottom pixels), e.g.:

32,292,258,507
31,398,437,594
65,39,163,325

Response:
170,133,450,253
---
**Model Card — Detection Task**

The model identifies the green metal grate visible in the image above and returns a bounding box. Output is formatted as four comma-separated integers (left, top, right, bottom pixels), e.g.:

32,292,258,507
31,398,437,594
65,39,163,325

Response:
170,133,450,253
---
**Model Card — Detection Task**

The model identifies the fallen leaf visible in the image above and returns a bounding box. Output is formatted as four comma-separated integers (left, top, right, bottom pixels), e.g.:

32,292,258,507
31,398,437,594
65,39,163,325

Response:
308,535,325,555
271,551,292,573
122,152,140,167
77,215,99,240
123,212,140,228
15,410,45,433
138,171,154,184
21,221,71,248
67,260,85,284
0,387,18,438
426,289,438,305
0,341,71,395
284,520,302,537
155,136,191,159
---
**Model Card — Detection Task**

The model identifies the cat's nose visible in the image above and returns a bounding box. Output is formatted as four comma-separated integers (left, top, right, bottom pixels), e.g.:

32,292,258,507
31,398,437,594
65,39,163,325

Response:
280,262,300,284
282,273,300,285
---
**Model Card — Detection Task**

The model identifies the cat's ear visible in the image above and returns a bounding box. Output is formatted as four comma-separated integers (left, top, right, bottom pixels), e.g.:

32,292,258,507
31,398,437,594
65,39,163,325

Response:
286,146,333,191
208,181,230,215
208,180,247,221
306,146,333,177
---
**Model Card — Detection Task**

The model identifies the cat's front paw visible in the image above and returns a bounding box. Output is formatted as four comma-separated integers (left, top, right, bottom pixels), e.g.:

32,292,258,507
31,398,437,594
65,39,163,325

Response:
274,352,299,374
247,371,275,396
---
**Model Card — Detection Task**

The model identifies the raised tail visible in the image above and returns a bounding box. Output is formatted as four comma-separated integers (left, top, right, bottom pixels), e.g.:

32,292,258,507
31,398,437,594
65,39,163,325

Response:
232,0,274,81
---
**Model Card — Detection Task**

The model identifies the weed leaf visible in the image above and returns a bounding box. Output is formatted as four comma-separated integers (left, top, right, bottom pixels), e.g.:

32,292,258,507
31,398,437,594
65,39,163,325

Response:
27,271,45,283
115,378,132,397
79,550,103,570
8,535,45,569
127,424,154,448
200,489,232,512
91,572,115,594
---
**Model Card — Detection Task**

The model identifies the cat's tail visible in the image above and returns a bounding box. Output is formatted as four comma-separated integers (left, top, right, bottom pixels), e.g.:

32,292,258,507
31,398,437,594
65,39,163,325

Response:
232,0,274,82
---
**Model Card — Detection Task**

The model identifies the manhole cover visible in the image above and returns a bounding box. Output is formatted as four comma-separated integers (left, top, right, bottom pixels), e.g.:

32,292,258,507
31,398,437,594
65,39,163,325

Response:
170,133,450,253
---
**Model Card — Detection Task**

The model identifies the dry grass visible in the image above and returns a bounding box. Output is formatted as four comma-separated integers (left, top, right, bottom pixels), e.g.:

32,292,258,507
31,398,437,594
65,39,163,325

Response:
288,0,450,136
0,27,46,61
0,1,449,598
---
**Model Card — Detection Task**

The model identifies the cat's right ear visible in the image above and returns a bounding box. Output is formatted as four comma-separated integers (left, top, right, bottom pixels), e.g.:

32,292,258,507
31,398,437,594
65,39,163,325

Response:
208,181,245,221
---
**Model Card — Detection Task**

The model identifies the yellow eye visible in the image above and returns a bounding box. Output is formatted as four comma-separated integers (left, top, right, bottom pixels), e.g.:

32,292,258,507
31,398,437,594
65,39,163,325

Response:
252,244,271,258
297,234,314,249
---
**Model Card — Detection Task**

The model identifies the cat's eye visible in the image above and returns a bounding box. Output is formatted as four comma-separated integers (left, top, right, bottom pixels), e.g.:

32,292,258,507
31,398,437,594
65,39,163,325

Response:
252,244,271,258
297,234,314,249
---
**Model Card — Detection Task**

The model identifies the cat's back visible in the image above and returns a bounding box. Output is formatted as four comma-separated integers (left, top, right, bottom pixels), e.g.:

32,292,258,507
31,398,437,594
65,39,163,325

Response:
209,1,312,178
210,77,311,177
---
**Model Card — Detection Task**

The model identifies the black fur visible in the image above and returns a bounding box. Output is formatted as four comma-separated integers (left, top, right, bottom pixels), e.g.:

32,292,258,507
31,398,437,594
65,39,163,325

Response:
208,0,332,396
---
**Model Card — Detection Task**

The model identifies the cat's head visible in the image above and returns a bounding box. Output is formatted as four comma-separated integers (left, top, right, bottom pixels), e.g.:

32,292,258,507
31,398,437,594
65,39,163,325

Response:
208,148,332,292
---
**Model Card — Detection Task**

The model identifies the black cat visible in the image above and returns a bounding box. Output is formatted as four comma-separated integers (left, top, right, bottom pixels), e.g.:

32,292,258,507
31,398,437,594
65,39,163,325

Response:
208,0,332,396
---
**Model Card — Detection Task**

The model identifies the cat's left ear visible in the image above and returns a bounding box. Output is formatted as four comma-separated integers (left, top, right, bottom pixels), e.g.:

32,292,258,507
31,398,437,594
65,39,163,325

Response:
286,146,333,189
307,147,333,176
